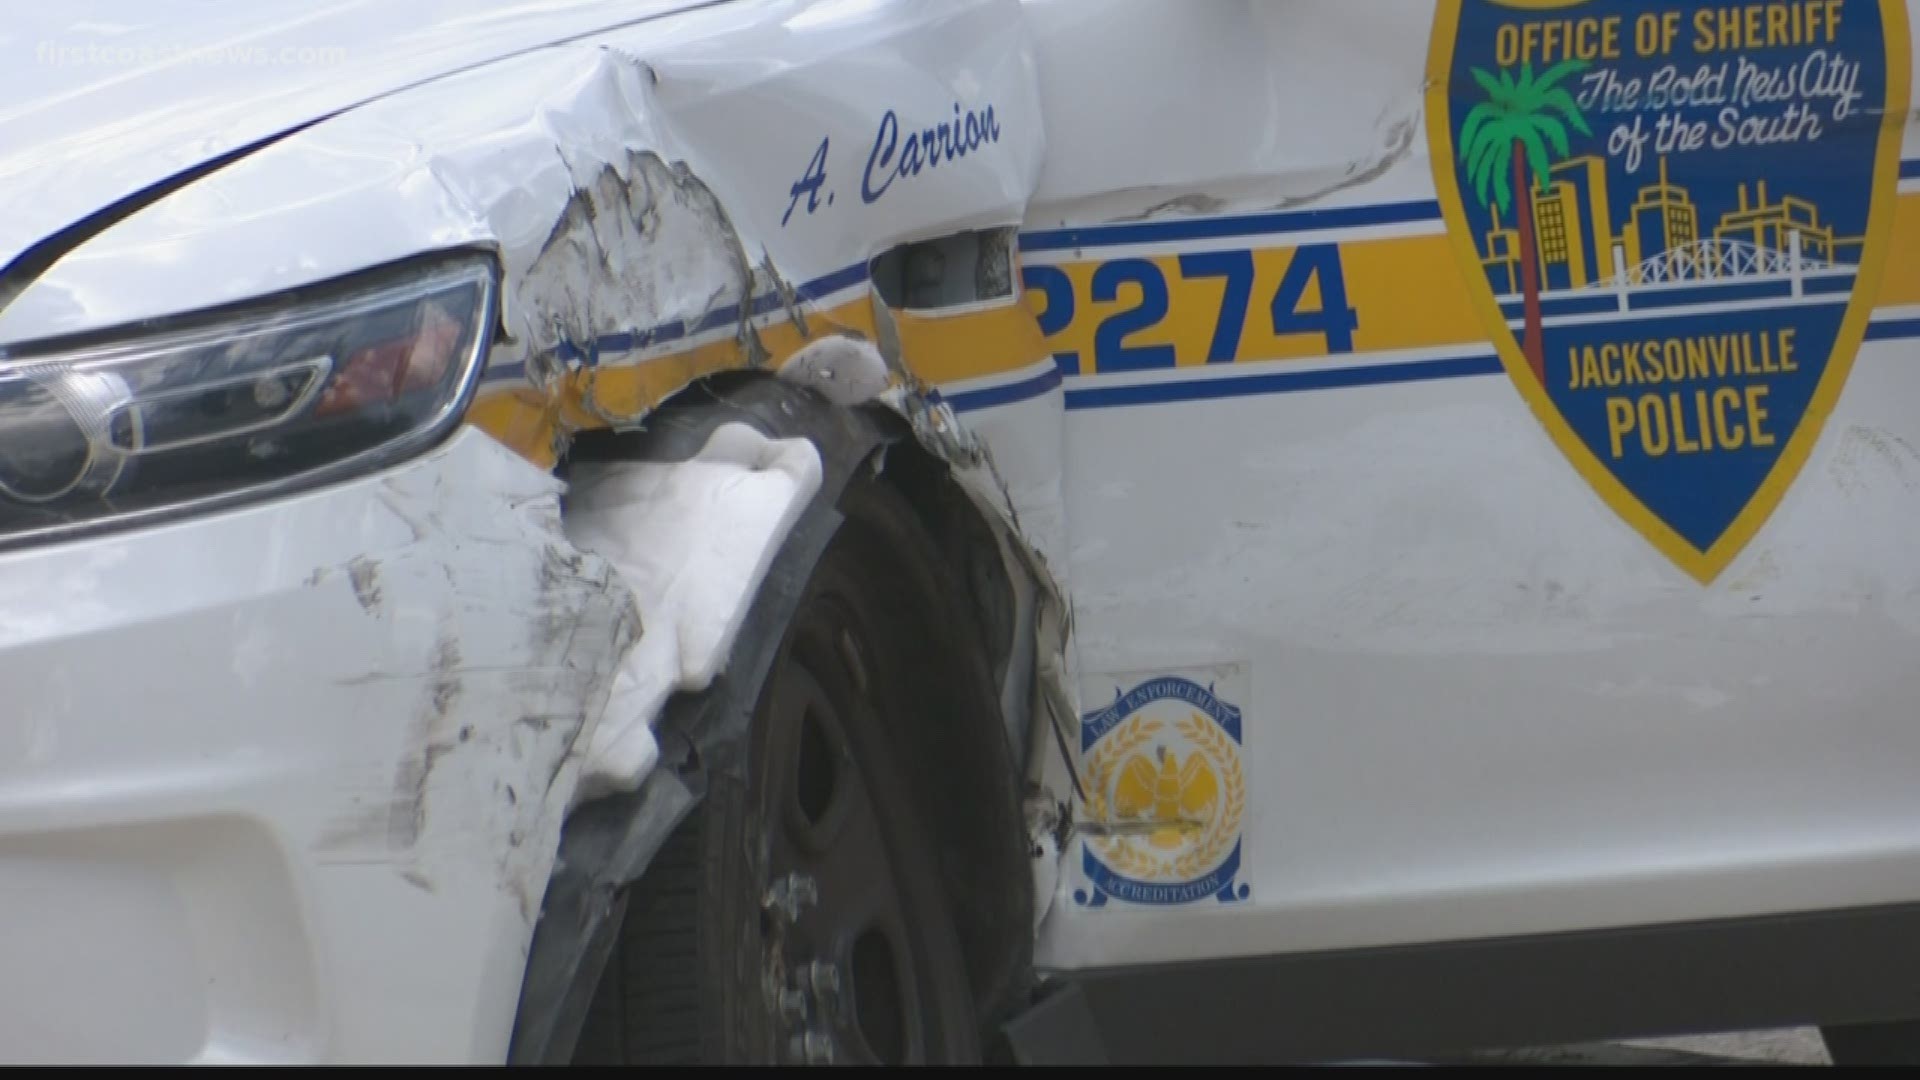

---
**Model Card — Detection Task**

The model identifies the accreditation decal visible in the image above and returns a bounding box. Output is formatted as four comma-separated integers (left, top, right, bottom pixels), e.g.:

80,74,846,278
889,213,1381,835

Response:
1427,0,1910,582
1073,664,1251,908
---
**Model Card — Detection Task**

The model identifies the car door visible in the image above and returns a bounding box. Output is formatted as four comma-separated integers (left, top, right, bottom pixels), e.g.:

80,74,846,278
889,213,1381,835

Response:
1019,0,1920,975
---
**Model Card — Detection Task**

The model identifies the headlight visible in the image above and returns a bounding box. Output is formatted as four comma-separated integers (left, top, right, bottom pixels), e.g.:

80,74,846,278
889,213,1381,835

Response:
0,255,496,546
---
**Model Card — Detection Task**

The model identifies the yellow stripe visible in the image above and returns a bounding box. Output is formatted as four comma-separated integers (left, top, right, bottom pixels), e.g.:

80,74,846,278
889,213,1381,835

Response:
467,388,568,469
468,295,871,465
1342,233,1484,353
891,300,1051,385
464,290,1053,464
468,188,1920,468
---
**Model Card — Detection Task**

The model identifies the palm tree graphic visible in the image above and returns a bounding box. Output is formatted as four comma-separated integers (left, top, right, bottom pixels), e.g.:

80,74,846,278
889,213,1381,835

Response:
1458,59,1592,384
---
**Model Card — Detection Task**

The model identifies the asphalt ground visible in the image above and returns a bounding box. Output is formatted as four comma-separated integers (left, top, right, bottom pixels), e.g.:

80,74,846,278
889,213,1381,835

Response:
1442,1028,1830,1065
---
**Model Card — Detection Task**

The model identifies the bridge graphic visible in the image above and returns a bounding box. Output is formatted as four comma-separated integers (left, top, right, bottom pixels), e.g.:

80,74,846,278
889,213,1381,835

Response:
1496,228,1859,326
1612,236,1832,287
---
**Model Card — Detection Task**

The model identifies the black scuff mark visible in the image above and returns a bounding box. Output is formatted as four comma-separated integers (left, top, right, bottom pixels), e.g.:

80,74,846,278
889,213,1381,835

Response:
420,734,462,780
386,629,464,850
530,544,633,710
538,542,589,588
313,790,396,856
374,488,431,544
1105,103,1421,224
347,557,384,615
533,546,592,675
1113,192,1230,222
386,762,430,851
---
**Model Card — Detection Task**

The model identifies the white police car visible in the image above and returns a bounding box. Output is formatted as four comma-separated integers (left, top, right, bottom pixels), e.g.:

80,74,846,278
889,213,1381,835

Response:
2,0,1918,1065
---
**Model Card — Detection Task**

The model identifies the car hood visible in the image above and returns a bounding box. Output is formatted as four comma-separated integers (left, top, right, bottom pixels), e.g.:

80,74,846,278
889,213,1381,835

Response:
0,1,714,278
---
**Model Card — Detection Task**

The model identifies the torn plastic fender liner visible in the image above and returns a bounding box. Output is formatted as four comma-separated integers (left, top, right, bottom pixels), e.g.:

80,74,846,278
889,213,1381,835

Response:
561,422,826,805
556,334,924,807
509,377,917,1064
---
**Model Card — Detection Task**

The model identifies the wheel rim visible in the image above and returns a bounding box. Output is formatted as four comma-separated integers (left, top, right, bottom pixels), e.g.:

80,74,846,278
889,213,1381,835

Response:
753,589,968,1065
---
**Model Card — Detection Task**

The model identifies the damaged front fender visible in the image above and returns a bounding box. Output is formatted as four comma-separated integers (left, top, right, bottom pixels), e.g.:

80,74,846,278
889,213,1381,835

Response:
0,0,1078,1063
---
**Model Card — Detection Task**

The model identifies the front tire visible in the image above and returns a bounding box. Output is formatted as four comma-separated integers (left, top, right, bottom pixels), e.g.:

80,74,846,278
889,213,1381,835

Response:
573,476,996,1065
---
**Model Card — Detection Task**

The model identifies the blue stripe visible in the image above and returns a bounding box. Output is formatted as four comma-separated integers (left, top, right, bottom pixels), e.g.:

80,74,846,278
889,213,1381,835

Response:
943,367,1064,412
549,260,871,368
795,261,870,302
1803,275,1856,296
1063,355,1503,410
1904,159,1920,180
1498,293,1620,320
1019,200,1443,253
516,315,1920,411
497,316,1920,410
483,360,528,383
1867,318,1920,342
558,317,694,365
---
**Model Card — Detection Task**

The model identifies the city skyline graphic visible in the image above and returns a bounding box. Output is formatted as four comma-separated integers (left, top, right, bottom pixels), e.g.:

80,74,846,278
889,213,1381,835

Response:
1478,154,1864,299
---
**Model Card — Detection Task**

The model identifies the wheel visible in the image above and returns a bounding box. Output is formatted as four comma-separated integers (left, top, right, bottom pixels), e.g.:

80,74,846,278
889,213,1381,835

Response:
1821,1021,1920,1065
572,475,995,1065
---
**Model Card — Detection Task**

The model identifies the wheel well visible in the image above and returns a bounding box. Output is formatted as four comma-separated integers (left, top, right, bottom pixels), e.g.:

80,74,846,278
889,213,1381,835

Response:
517,372,1036,1060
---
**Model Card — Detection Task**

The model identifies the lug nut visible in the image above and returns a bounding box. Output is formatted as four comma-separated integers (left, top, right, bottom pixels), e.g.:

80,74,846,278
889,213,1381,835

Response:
807,960,841,998
786,1029,835,1065
761,872,819,924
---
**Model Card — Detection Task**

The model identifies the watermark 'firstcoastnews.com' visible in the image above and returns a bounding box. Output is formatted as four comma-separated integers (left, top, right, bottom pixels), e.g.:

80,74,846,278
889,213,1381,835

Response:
35,41,349,67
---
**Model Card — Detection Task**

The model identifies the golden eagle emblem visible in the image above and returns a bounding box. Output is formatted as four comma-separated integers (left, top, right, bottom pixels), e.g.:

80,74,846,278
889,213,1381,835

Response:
1113,741,1219,849
1077,676,1250,905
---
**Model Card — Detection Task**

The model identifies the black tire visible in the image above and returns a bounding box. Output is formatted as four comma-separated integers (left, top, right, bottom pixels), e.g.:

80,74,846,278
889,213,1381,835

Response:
1822,1021,1920,1065
572,475,997,1065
